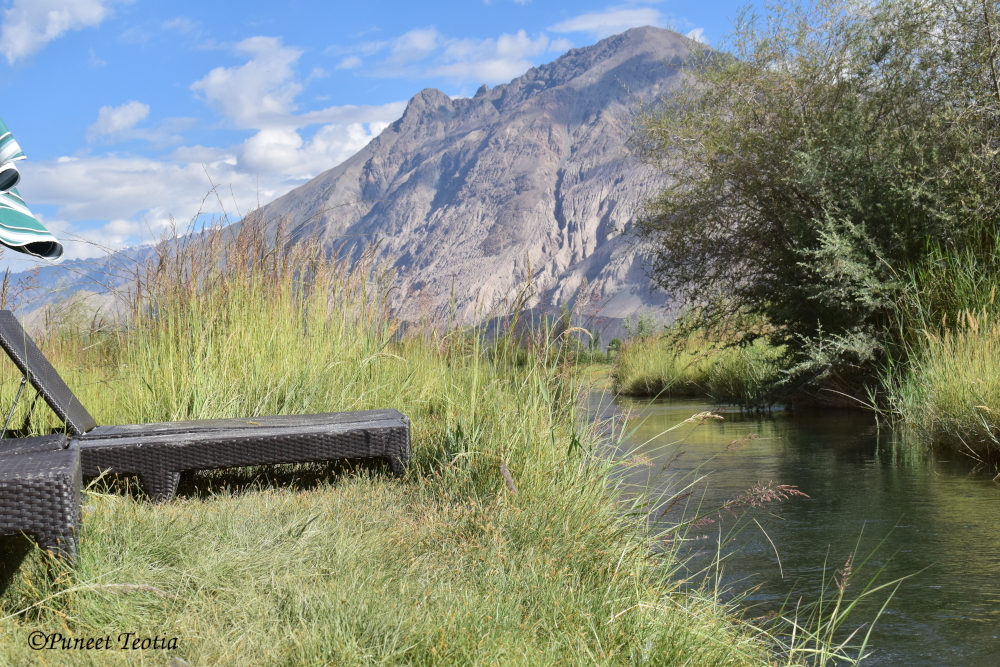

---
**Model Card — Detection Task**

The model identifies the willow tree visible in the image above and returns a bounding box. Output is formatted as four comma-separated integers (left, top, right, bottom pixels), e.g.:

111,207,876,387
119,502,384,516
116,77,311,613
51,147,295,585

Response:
632,0,1000,396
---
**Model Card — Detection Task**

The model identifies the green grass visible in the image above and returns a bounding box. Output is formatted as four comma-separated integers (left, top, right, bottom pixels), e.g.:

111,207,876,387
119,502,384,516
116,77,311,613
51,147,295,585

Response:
881,245,1000,458
887,310,1000,458
611,331,782,405
0,217,780,666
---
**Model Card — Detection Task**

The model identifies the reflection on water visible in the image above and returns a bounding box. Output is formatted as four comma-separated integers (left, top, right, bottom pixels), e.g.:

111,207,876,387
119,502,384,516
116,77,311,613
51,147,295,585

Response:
593,392,1000,667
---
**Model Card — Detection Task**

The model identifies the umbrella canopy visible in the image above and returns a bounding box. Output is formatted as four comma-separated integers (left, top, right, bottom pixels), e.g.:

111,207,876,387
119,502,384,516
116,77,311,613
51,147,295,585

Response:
0,118,63,260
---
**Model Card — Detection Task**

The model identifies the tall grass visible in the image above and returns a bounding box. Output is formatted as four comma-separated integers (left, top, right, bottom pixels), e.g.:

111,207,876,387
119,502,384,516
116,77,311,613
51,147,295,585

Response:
888,310,1000,458
0,214,781,665
611,330,782,405
883,245,1000,457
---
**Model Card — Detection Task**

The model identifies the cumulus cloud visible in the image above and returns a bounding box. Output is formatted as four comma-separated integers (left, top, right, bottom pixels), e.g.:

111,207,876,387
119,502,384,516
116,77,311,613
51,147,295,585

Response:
19,117,395,237
191,36,304,129
17,35,407,256
190,35,405,132
385,28,440,65
86,100,149,142
0,0,133,64
549,7,665,40
236,121,393,178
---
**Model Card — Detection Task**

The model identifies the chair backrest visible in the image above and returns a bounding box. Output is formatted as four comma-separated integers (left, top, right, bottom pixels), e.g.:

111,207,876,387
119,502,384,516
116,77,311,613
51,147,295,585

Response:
0,310,98,435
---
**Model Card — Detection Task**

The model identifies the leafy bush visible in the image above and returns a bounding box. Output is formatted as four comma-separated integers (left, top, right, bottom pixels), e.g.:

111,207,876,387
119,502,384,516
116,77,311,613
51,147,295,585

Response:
632,0,1000,398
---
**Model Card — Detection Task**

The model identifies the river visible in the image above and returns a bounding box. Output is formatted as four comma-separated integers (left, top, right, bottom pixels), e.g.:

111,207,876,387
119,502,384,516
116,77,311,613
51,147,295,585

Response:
593,392,1000,666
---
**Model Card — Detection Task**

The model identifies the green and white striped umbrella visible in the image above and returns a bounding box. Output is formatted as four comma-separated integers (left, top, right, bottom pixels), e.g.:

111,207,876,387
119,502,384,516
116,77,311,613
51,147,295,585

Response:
0,118,63,260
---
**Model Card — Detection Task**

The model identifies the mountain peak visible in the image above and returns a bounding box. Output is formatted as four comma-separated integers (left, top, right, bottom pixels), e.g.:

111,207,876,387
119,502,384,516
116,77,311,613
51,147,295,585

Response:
262,27,692,327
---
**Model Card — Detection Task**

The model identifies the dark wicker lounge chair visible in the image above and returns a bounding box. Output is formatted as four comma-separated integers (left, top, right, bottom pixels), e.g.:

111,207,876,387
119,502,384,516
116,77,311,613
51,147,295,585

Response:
0,434,80,558
0,310,410,503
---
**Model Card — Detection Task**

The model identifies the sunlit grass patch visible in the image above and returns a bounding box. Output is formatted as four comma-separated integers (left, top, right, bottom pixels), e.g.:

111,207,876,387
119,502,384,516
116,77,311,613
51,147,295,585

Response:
611,330,782,406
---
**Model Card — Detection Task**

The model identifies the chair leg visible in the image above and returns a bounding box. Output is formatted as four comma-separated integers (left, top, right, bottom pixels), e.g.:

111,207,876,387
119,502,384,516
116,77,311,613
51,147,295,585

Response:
139,470,181,503
387,456,406,477
33,531,76,564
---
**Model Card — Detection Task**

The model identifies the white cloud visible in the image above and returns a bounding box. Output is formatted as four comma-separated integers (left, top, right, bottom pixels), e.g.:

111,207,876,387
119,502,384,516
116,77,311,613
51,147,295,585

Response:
386,28,440,65
20,155,223,224
358,41,388,56
13,35,408,259
237,121,392,178
0,0,132,64
337,55,361,69
163,17,198,34
434,30,555,82
549,7,664,40
191,36,304,129
88,47,106,66
192,35,405,132
278,102,405,130
549,37,574,51
119,25,149,44
85,101,195,146
18,115,397,245
686,28,708,44
369,28,573,84
87,100,149,142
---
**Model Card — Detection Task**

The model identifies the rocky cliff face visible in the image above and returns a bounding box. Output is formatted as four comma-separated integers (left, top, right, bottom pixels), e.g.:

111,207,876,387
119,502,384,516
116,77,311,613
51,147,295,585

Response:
261,26,694,325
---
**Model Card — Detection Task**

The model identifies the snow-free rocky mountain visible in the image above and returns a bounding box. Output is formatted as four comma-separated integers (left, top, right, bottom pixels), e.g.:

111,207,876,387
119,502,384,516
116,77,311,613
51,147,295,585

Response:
16,27,693,330
261,26,696,326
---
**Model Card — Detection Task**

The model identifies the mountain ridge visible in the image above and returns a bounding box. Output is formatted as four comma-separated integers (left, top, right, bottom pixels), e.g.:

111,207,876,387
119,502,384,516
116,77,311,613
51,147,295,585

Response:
9,27,692,333
261,26,694,324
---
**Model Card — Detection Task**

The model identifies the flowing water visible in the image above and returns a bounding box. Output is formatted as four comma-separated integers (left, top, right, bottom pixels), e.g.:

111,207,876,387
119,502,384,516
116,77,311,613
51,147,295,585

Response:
593,392,1000,666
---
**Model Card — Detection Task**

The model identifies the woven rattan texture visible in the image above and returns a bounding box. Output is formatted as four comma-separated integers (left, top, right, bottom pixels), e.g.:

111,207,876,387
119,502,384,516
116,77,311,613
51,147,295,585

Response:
0,310,97,435
86,409,400,438
0,434,67,455
78,411,410,501
0,441,81,558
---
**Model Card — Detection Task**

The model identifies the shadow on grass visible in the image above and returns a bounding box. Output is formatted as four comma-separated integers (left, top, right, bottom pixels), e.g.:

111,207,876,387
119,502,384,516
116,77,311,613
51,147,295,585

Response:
0,534,34,597
85,458,400,502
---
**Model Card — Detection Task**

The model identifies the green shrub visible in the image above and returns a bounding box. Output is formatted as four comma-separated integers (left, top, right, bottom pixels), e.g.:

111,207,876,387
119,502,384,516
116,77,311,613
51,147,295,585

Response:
632,0,1000,396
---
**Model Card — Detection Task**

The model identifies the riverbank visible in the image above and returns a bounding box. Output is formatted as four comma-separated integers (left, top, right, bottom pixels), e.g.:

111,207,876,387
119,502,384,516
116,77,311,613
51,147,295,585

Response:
609,315,1000,461
0,223,781,665
610,330,782,405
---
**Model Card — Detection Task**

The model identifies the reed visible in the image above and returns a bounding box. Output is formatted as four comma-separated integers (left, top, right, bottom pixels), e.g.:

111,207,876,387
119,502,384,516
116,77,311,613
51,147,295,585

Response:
0,214,779,665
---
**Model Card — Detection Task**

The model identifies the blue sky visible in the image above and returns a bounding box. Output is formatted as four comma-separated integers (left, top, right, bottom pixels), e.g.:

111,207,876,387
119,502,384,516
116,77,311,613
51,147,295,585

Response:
0,0,755,270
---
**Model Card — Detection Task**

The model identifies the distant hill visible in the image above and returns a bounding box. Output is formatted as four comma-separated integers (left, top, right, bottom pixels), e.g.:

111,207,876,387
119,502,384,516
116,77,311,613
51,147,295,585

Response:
0,246,155,322
261,26,696,327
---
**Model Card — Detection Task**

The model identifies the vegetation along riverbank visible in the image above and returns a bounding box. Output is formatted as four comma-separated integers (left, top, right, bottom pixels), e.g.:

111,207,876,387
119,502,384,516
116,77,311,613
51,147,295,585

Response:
0,216,865,666
623,0,1000,458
